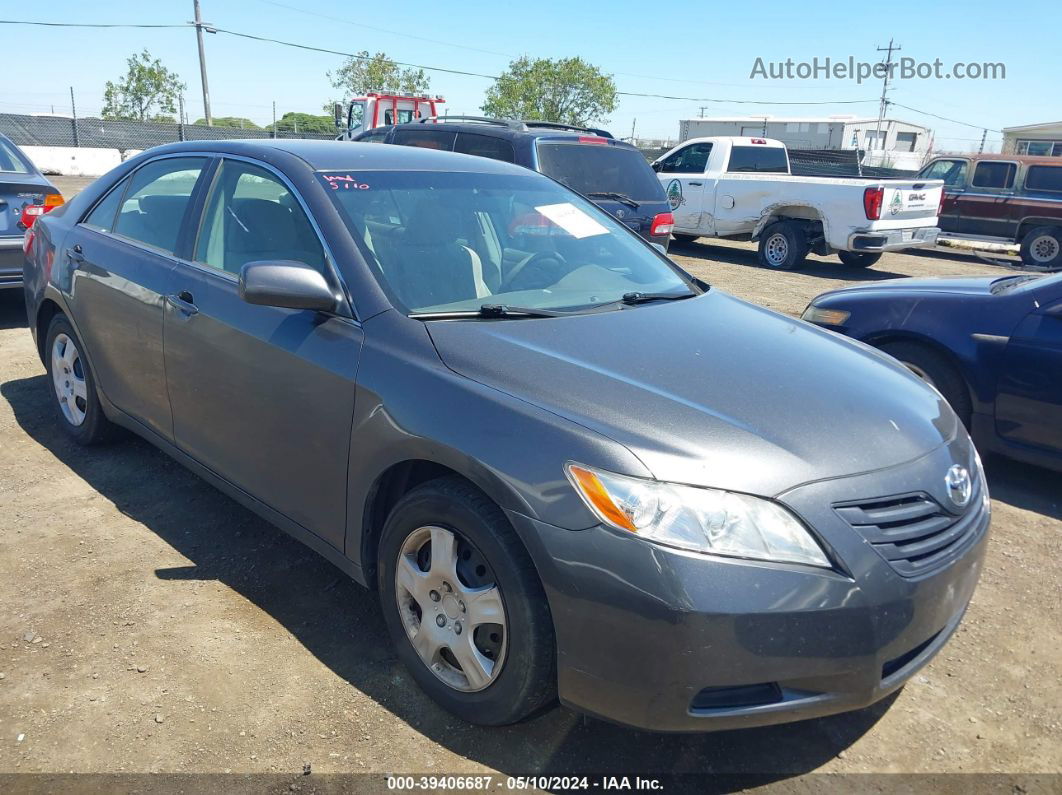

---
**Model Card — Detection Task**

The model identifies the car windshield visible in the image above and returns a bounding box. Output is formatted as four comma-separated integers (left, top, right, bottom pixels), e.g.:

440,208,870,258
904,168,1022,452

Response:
535,142,666,202
0,138,31,173
320,170,694,315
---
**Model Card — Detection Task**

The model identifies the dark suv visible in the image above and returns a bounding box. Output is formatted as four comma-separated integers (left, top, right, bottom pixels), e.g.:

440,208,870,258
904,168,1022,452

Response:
353,118,674,249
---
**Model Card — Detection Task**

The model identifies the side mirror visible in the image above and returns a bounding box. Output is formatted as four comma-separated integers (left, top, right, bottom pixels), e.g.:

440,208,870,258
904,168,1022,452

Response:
651,161,663,172
1045,303,1062,318
239,261,336,312
333,102,346,129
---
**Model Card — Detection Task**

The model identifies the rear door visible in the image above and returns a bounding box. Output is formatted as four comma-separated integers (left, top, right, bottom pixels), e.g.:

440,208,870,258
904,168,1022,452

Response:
64,155,209,440
162,157,362,549
652,142,713,232
953,160,1019,238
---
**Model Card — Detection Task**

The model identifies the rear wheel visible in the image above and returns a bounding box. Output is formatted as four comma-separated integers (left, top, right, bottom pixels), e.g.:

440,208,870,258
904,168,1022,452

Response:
878,341,971,427
44,315,116,445
377,476,556,725
757,221,809,271
838,251,882,268
1019,226,1062,269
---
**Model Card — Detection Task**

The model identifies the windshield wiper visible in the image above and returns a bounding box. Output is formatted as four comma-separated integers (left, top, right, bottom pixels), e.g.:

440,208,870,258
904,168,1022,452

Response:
586,191,640,209
619,291,697,305
410,304,573,320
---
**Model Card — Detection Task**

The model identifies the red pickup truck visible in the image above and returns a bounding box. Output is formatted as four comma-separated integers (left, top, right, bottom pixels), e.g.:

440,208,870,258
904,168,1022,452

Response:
918,154,1062,269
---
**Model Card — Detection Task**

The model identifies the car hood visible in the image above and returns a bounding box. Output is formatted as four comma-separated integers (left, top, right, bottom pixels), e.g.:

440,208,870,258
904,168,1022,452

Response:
821,275,999,298
426,291,958,497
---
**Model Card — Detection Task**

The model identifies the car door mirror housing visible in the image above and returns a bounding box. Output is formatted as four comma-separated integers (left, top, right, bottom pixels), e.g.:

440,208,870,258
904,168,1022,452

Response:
333,102,345,128
239,261,336,312
651,161,662,172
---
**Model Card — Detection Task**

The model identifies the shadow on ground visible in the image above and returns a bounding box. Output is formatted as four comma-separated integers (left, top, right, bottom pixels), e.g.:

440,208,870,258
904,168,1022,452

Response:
0,290,28,330
0,372,910,788
669,239,909,281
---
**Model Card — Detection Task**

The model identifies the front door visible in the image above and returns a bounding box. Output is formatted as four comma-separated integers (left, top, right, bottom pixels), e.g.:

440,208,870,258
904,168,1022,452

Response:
162,158,362,549
65,155,208,440
918,158,969,233
656,142,713,233
995,293,1062,454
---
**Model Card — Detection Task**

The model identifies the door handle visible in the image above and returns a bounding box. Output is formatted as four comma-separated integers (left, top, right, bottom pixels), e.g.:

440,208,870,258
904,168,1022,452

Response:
166,291,198,316
66,245,84,263
688,181,703,186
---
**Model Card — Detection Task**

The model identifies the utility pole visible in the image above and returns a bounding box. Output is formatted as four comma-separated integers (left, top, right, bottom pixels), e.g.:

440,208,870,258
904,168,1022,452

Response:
872,39,900,162
191,1,214,125
698,106,708,118
978,128,987,154
630,118,636,143
69,86,79,148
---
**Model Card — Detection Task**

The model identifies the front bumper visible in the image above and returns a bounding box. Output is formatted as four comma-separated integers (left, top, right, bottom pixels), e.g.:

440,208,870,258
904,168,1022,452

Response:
848,226,939,252
509,437,988,732
0,237,25,289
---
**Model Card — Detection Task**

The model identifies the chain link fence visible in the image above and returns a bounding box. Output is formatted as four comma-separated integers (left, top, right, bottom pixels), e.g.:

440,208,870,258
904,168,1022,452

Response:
0,112,334,152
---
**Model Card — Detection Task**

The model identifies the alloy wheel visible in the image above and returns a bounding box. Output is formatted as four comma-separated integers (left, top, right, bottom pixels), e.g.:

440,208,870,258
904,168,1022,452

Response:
51,333,88,427
394,525,508,692
765,233,789,266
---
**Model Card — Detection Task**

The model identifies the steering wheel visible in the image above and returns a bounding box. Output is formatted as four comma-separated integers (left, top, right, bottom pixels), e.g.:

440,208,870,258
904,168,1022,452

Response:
499,250,568,292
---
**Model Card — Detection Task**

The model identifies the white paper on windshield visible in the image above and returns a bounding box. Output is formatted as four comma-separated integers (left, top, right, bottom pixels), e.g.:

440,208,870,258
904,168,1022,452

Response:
534,203,610,239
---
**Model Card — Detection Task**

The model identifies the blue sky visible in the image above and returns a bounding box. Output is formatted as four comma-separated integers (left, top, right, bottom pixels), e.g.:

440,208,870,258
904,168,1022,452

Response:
3,0,1054,151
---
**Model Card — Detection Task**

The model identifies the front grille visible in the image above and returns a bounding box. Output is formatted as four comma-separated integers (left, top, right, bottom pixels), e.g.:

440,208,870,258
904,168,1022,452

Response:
834,484,984,578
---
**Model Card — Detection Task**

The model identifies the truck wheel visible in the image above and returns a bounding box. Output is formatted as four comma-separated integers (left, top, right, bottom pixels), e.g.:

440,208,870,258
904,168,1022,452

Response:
377,476,556,726
877,341,971,428
1019,226,1062,269
758,221,809,271
838,251,882,268
671,233,699,244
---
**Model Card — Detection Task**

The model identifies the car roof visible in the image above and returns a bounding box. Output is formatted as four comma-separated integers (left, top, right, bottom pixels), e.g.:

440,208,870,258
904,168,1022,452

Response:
929,152,1062,167
141,138,533,175
383,120,639,149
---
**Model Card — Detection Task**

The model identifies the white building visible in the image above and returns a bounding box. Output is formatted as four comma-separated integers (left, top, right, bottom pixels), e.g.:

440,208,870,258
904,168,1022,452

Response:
678,116,932,169
1002,121,1062,157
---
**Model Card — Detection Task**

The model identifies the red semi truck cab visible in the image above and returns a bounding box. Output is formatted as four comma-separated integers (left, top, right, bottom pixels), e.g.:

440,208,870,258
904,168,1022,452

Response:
333,93,445,140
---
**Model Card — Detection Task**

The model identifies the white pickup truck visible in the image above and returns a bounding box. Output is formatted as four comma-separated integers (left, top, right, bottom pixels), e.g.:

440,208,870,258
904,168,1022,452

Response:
652,137,943,269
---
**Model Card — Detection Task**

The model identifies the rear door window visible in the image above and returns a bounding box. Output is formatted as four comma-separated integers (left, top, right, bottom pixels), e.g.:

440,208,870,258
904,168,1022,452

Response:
971,161,1016,190
454,133,515,163
112,157,206,254
1025,166,1062,193
82,180,129,233
536,142,666,201
727,146,789,173
392,129,456,151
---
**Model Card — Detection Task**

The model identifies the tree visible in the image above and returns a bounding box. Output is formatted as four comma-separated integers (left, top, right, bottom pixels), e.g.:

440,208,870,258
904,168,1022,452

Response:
328,51,430,97
102,50,186,122
266,112,335,135
194,117,259,129
481,57,617,126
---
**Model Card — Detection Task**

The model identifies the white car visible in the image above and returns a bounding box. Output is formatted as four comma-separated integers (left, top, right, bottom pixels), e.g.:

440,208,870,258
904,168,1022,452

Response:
653,136,943,269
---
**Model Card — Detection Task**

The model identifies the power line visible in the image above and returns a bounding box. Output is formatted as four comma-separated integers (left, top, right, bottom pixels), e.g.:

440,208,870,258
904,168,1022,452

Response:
889,101,1002,133
0,19,185,28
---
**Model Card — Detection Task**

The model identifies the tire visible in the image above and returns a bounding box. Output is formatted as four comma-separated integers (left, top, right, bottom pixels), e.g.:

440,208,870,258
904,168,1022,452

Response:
757,221,809,271
671,233,699,244
877,341,971,427
1019,226,1062,269
838,251,882,268
44,314,117,445
377,476,556,726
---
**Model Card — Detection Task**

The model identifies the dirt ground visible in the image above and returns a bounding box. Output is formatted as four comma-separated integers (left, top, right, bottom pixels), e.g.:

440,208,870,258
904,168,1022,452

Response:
0,177,1059,787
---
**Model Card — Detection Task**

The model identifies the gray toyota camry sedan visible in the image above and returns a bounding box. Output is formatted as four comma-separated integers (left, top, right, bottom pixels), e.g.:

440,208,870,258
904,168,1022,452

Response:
22,140,989,732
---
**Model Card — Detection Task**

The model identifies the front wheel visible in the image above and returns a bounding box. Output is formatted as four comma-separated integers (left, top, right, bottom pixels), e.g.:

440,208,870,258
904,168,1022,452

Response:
757,221,809,271
838,251,882,268
377,477,556,725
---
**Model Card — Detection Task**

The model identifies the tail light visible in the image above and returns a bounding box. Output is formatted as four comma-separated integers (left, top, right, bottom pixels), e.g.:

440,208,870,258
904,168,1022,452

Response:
23,227,36,255
863,186,884,221
650,212,674,237
18,193,64,230
577,136,609,145
937,190,946,218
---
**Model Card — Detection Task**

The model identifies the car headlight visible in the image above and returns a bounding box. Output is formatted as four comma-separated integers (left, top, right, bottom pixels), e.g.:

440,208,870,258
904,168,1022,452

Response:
565,463,831,568
801,305,850,326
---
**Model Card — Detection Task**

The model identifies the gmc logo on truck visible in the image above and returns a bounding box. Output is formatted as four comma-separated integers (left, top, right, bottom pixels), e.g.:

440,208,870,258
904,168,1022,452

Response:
909,192,927,202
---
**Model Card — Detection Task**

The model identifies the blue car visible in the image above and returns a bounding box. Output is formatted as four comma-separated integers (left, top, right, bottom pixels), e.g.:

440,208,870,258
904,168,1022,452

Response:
803,272,1062,472
0,133,63,289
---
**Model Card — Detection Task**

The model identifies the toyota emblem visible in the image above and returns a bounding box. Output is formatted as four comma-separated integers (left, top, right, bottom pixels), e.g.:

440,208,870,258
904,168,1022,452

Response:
945,465,972,508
